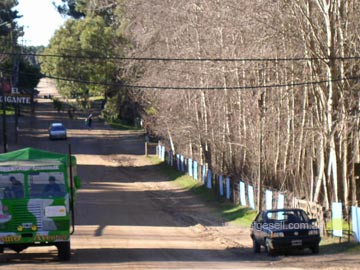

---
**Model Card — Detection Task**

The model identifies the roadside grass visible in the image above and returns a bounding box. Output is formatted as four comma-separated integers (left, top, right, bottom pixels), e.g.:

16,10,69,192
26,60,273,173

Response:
148,156,257,227
320,236,360,253
222,205,257,227
321,218,360,252
108,119,142,131
325,219,351,231
0,108,15,116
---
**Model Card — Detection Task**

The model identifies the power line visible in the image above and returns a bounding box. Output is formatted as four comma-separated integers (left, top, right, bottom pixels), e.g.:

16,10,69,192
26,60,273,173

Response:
2,51,360,62
41,71,359,91
1,64,359,91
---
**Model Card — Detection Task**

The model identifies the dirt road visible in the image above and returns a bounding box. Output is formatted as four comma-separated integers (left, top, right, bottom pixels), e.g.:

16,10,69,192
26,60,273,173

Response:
1,80,359,269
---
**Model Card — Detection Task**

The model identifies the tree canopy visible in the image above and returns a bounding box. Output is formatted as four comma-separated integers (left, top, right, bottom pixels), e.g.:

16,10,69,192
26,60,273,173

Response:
0,0,41,91
0,0,20,36
54,0,85,19
41,13,127,114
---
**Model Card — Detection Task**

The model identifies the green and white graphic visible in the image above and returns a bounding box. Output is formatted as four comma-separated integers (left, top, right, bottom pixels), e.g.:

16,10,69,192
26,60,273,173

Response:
0,147,80,260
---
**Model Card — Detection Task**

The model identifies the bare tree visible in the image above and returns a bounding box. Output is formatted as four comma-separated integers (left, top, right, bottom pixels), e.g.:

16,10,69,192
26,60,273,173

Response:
116,0,360,208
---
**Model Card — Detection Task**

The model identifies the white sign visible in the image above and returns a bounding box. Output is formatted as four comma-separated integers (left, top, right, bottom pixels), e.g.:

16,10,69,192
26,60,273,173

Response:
351,206,360,243
248,185,255,210
0,95,31,104
332,202,343,237
265,190,273,210
0,165,59,172
45,206,66,217
239,181,246,206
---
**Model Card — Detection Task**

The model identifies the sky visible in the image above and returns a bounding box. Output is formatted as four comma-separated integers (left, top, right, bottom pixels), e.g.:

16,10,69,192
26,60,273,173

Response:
15,0,68,47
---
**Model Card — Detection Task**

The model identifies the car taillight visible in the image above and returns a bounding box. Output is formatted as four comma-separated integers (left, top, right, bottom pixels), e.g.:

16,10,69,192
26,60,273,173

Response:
271,232,284,238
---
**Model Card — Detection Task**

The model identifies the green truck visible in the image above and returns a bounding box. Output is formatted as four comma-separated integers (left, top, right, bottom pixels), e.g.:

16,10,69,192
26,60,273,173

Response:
0,147,80,260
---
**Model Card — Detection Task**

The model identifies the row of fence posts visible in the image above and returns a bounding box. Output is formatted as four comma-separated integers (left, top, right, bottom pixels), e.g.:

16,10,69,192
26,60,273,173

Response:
156,143,360,243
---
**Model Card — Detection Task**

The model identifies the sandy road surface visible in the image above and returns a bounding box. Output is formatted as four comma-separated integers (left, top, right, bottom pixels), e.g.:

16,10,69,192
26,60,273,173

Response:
1,80,359,270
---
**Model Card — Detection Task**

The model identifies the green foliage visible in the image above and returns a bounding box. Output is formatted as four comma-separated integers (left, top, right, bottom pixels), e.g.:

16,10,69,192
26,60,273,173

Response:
145,107,157,116
41,16,119,109
0,1,41,91
17,59,41,89
55,0,85,19
52,98,63,112
2,47,43,91
0,0,19,36
21,45,45,67
108,119,141,131
101,96,119,121
40,1,137,125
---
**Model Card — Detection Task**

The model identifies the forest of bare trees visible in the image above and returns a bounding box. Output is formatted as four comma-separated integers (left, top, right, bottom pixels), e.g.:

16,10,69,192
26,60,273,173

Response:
45,0,360,210
114,0,360,210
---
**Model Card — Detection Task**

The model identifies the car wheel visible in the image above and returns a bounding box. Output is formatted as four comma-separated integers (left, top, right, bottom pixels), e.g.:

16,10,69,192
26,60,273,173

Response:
253,239,261,253
311,245,319,254
57,241,71,261
265,238,276,256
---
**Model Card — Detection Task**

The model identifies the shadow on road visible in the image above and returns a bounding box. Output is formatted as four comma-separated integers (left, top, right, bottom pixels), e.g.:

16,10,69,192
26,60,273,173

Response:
75,162,224,227
1,246,272,265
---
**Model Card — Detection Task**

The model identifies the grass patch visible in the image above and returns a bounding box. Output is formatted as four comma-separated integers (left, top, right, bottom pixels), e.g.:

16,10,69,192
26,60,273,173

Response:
148,156,257,227
222,205,257,226
325,219,351,231
108,119,142,131
320,236,360,253
0,108,15,116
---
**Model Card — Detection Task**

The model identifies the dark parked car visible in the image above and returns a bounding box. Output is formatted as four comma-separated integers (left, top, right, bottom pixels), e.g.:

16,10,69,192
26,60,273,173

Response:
48,123,67,140
250,208,321,255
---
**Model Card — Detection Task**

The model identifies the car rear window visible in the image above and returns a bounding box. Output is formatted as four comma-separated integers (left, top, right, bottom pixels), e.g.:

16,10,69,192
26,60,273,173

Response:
52,126,65,131
266,210,309,223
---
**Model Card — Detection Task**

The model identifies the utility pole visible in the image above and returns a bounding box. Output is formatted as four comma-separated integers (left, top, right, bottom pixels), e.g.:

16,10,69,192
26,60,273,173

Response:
10,25,20,143
0,73,8,153
257,91,265,211
355,163,360,206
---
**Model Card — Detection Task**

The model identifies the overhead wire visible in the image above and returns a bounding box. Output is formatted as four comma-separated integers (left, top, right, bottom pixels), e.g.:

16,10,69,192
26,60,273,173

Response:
33,70,360,91
1,51,360,62
1,66,359,91
1,52,360,91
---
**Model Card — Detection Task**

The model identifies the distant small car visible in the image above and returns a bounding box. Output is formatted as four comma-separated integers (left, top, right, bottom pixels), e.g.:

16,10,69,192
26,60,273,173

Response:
250,208,321,256
48,123,67,140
